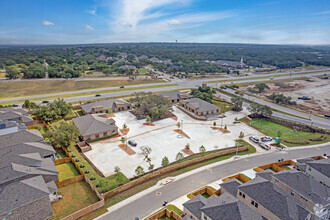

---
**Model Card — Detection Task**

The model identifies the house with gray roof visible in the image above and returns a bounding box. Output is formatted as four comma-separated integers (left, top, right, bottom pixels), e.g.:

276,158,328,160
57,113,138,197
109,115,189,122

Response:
183,193,264,220
0,107,33,126
0,120,27,136
306,158,330,187
0,130,58,220
219,178,241,197
179,98,220,119
73,114,119,141
81,99,131,114
271,170,330,213
211,59,247,69
238,176,311,220
159,91,191,103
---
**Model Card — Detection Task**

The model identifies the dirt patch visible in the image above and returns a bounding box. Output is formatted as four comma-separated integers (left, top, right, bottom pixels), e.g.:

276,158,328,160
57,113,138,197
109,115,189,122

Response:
120,128,130,135
174,129,191,139
118,144,136,155
181,148,194,156
238,78,330,115
210,127,231,133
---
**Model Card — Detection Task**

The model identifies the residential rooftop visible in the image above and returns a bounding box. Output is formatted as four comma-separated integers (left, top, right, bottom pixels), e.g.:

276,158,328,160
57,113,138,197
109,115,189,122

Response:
73,114,118,136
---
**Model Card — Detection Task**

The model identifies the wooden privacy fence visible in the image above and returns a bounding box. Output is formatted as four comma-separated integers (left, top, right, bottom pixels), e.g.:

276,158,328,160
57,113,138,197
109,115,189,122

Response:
56,175,84,188
258,160,296,173
146,208,182,220
189,186,219,199
102,146,248,200
223,173,251,183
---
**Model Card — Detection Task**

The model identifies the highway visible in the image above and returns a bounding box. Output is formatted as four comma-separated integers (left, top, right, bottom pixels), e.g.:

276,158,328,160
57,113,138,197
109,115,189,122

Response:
215,89,330,129
98,144,330,220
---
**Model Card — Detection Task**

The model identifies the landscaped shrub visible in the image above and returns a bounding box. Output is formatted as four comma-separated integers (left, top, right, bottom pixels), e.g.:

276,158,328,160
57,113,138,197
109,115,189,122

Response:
96,181,101,187
90,175,95,180
84,169,89,174
309,136,327,142
71,153,75,158
75,158,79,162
80,164,85,168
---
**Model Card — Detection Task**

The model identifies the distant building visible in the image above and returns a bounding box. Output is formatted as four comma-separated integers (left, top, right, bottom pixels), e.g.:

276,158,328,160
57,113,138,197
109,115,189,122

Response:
210,57,247,69
159,91,191,103
119,65,137,70
0,120,27,136
73,114,119,141
81,99,131,114
0,107,33,126
179,98,220,118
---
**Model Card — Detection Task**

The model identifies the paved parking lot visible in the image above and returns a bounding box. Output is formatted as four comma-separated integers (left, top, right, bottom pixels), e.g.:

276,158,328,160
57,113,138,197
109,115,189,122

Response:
85,107,269,178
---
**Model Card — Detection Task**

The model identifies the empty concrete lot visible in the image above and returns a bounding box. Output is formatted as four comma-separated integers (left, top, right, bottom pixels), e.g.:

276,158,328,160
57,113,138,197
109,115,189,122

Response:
85,107,263,178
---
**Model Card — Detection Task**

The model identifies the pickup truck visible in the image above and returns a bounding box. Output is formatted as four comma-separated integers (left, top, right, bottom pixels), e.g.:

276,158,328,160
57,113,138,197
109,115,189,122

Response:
298,96,311,100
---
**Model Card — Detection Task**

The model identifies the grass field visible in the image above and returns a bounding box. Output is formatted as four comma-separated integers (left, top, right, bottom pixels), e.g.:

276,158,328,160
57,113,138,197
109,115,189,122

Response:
0,78,163,99
56,162,81,181
248,119,329,147
50,180,99,220
138,68,149,73
144,204,184,220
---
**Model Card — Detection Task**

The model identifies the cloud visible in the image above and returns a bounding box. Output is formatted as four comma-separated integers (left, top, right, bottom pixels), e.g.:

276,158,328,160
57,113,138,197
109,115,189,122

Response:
166,19,181,25
85,25,94,31
42,20,54,26
87,9,97,15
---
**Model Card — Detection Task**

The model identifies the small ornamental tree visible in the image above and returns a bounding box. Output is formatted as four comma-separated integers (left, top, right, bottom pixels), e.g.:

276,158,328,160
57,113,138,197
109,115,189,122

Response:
239,131,244,139
175,152,184,161
135,166,145,176
114,166,121,176
213,121,216,126
224,125,227,130
123,123,127,129
185,143,190,149
199,145,206,155
108,108,113,114
162,156,169,167
120,136,126,145
146,115,151,122
177,122,181,129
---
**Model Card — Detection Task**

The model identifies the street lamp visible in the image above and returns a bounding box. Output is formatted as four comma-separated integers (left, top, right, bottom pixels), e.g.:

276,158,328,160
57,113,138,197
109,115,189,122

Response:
181,119,183,132
309,111,312,120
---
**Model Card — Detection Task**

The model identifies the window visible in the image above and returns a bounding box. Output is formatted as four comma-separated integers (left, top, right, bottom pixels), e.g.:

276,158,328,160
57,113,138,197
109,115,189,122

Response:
255,203,259,208
291,190,295,196
103,132,107,137
87,136,91,140
251,200,255,205
308,167,312,171
95,134,99,138
239,191,242,196
204,215,207,220
243,194,246,199
112,130,116,134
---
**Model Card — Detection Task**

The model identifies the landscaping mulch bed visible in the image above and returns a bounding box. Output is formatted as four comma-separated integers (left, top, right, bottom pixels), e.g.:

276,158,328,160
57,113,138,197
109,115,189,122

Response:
174,129,190,139
120,128,130,135
143,122,155,126
119,144,136,155
210,127,231,133
107,113,115,118
181,148,194,156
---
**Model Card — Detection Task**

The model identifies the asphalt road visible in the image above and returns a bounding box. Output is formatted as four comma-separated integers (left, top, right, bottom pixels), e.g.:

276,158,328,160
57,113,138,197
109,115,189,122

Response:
217,89,330,129
99,144,330,220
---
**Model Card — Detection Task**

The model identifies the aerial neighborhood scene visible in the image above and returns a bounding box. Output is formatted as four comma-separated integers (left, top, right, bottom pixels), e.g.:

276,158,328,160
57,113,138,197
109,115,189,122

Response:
1,0,330,220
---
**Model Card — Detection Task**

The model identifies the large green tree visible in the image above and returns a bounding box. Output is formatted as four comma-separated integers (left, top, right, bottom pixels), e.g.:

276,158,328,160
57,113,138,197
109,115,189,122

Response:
248,103,272,117
45,122,80,148
5,65,21,79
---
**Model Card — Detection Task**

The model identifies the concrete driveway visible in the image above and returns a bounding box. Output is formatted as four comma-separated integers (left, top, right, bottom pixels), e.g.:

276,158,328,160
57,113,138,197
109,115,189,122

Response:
85,107,267,178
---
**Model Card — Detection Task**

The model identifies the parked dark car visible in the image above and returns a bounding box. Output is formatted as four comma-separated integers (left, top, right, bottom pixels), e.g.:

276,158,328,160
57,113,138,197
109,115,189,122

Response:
321,76,328,79
119,86,125,88
325,114,330,118
95,94,101,97
42,100,49,104
128,140,137,147
12,104,19,107
249,136,259,143
298,96,311,100
136,115,146,120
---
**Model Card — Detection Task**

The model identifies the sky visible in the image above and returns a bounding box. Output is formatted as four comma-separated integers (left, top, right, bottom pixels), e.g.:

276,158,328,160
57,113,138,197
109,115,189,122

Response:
0,0,330,45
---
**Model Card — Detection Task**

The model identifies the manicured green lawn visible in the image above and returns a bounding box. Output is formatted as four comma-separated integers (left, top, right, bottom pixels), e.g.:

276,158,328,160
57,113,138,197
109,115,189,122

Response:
50,180,99,220
138,68,149,73
248,119,329,147
55,162,81,181
64,109,76,119
144,204,183,220
76,109,84,116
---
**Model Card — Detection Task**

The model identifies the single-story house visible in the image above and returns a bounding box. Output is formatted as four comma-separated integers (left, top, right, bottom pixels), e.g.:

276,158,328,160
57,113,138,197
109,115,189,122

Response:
81,99,132,115
179,98,220,117
0,107,33,126
73,114,119,141
159,91,191,103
